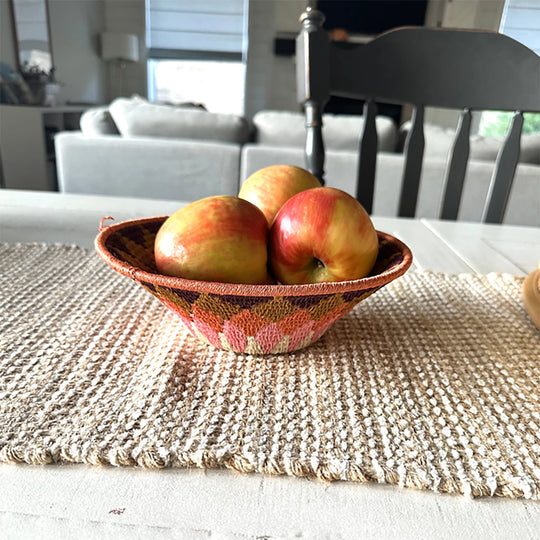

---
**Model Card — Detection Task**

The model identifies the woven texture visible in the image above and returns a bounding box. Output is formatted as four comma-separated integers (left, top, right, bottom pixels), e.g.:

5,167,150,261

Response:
95,216,411,354
1,243,540,499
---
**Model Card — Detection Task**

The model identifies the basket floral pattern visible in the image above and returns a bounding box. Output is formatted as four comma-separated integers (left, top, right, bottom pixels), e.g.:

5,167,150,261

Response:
95,216,412,354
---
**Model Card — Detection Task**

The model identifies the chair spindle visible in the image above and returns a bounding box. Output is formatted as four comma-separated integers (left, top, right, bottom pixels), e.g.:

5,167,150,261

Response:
440,108,472,220
356,99,378,213
483,111,524,223
399,105,425,217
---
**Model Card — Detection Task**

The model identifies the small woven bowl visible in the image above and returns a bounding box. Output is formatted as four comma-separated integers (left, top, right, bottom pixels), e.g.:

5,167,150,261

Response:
95,216,412,355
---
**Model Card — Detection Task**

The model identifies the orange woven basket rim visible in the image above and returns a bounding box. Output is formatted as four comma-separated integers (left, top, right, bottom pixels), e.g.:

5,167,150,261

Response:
94,215,413,297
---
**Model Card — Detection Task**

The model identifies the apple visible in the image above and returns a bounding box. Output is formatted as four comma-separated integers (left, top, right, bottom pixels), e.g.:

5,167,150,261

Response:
239,164,321,225
154,195,272,284
268,187,379,284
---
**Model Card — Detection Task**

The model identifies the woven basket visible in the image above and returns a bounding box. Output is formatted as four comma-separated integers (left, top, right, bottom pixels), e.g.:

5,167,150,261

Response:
95,216,413,354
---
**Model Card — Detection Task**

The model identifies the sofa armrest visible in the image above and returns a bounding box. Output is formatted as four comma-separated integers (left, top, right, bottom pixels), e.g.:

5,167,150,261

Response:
55,132,241,201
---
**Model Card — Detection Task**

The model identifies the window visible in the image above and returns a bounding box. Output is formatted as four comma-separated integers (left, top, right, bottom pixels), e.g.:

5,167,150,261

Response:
499,0,540,56
148,59,246,115
479,111,540,137
478,0,540,137
145,0,248,114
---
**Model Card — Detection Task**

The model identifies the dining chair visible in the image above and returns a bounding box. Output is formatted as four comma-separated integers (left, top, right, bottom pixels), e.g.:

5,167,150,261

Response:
296,7,540,223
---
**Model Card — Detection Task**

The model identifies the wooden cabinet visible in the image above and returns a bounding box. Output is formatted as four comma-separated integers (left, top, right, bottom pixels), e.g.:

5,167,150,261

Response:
0,105,86,191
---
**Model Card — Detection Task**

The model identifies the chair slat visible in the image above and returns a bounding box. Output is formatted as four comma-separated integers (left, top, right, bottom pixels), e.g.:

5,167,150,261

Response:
356,99,378,213
440,108,472,220
482,111,524,223
329,29,540,112
398,105,425,217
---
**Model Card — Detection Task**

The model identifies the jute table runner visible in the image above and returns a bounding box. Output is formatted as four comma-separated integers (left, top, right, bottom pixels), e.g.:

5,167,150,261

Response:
1,243,539,499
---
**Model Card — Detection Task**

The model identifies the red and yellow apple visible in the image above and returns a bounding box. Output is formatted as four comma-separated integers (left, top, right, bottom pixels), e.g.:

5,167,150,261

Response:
268,187,379,284
154,195,272,284
239,164,321,225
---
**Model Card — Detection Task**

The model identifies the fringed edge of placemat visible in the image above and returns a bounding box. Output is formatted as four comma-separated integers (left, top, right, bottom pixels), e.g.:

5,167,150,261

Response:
1,444,537,500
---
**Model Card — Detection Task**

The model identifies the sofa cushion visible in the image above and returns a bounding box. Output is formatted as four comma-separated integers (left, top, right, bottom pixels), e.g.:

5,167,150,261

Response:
253,110,397,153
80,106,119,136
109,96,251,144
520,134,540,165
400,122,540,165
55,132,241,200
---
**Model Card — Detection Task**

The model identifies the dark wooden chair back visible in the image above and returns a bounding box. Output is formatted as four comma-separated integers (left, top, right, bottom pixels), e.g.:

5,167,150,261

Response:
296,7,540,222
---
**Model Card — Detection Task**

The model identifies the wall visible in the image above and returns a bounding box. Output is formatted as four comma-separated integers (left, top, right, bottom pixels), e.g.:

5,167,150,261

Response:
245,0,306,118
103,0,146,102
0,0,146,106
0,0,17,68
245,0,314,118
267,0,306,112
244,0,274,119
442,0,505,30
425,0,506,129
48,0,107,105
0,0,107,105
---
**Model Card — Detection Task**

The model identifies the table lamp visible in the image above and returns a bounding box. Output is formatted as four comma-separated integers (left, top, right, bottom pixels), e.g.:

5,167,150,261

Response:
100,32,139,97
101,32,139,67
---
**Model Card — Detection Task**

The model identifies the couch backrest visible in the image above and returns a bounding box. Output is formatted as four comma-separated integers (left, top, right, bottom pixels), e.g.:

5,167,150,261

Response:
252,110,397,153
80,96,251,145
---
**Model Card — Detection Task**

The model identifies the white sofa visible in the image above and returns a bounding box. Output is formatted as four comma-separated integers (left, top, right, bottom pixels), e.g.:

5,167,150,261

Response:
55,98,540,227
56,96,250,201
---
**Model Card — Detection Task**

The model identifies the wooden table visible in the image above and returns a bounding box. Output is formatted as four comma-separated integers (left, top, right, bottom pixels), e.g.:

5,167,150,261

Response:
1,190,539,539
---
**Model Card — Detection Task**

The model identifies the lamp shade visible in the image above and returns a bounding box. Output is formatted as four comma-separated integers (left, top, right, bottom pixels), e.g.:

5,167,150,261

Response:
101,32,139,62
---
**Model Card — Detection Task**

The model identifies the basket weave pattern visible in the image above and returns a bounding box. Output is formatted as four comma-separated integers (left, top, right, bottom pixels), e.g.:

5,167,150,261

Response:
96,217,411,354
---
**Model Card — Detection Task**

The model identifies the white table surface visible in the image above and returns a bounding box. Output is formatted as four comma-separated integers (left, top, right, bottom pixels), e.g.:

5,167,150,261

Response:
1,189,540,540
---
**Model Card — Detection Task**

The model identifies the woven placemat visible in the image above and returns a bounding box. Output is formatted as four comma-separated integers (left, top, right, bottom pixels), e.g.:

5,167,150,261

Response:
1,242,539,499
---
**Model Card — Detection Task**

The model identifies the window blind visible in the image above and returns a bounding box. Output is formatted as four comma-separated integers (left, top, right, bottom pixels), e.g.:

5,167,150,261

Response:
500,0,540,56
146,0,247,61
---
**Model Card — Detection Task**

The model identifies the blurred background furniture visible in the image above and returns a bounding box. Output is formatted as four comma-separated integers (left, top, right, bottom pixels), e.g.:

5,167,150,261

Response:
0,104,85,191
296,6,540,223
241,111,540,226
54,95,540,227
55,96,251,201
